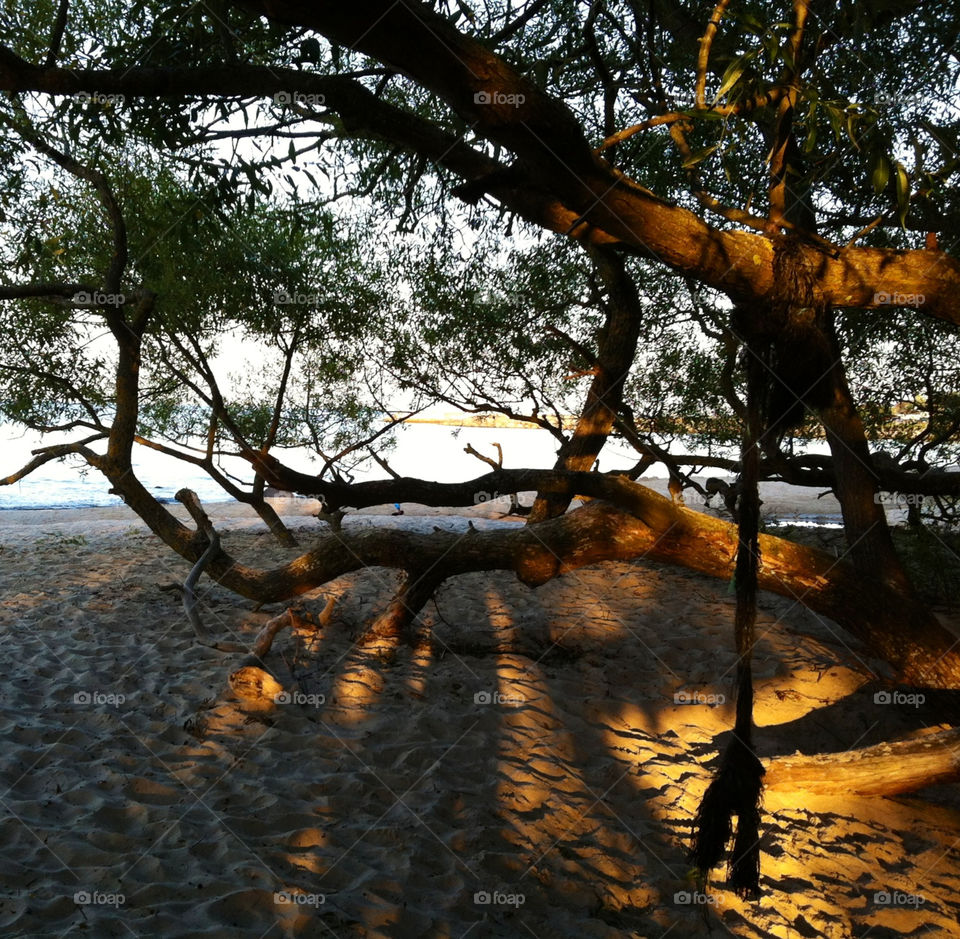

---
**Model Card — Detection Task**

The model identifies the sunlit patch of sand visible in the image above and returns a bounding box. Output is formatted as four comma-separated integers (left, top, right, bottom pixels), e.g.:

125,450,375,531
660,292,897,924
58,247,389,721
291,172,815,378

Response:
0,519,958,936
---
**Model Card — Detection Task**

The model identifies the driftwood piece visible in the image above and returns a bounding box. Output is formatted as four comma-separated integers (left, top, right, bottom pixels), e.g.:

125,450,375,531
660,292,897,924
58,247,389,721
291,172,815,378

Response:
763,726,960,796
228,663,287,703
228,600,335,704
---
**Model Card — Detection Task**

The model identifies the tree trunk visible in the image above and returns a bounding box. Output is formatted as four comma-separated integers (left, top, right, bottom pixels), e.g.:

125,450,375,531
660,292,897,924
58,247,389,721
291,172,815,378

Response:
528,246,643,522
114,467,960,687
764,727,960,796
808,321,955,687
250,489,299,547
818,317,913,589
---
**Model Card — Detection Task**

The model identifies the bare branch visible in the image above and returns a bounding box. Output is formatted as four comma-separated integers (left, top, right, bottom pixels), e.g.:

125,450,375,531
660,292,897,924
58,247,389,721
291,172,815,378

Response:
0,435,106,486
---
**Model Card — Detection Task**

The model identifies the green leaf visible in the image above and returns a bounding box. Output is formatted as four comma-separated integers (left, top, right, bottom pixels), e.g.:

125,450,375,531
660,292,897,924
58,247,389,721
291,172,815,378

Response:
712,55,750,104
894,161,910,227
871,153,891,194
682,145,718,169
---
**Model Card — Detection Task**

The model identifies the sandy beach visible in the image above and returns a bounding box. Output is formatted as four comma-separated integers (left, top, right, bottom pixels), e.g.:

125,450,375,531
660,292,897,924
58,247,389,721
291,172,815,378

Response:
1,485,959,937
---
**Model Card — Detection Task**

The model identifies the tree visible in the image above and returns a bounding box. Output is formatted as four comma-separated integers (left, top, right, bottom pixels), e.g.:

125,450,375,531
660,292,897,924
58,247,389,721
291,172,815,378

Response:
1,0,960,897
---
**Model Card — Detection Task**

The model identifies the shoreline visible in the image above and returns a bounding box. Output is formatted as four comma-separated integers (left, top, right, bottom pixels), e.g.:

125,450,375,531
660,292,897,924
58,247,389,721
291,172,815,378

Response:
0,477,848,530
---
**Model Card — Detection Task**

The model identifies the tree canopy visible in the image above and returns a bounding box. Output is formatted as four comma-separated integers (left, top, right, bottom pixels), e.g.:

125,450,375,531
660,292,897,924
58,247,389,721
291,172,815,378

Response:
2,0,960,910
1,0,958,648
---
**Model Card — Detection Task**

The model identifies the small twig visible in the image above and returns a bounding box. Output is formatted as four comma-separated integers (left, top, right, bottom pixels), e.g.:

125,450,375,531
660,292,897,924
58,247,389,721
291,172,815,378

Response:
368,447,401,479
463,442,502,471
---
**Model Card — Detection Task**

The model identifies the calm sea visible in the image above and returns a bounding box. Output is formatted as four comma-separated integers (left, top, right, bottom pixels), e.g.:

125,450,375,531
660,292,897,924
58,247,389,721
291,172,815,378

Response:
0,422,647,510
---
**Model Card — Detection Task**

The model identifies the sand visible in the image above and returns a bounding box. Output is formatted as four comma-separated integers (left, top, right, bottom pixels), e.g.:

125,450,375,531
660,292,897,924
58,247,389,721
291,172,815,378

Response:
1,488,959,937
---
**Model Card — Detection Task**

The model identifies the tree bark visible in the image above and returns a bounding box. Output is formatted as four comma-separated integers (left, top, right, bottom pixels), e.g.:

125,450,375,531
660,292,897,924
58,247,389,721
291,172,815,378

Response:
763,727,960,796
528,246,644,522
109,466,960,687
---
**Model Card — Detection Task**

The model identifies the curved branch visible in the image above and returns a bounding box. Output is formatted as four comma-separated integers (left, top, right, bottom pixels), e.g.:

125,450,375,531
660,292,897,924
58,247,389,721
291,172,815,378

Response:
180,507,222,643
97,452,960,688
695,0,732,109
1,39,959,318
3,112,128,294
0,436,107,485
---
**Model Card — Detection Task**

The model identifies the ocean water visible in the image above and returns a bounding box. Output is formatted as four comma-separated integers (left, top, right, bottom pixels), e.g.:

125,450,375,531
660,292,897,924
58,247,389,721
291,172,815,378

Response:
0,421,648,510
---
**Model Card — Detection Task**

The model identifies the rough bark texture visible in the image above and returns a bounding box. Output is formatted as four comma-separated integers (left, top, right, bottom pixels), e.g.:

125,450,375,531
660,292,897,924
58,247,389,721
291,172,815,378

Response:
529,246,645,522
764,727,960,796
2,18,960,320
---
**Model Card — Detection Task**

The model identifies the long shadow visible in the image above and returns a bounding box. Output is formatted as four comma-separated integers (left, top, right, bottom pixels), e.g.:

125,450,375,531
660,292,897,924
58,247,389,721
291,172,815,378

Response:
83,523,960,939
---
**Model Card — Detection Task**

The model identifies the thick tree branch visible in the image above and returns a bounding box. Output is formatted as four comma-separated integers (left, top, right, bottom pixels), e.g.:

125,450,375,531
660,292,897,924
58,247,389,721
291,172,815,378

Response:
0,436,107,485
226,1,960,323
2,36,959,320
108,463,960,688
764,726,960,796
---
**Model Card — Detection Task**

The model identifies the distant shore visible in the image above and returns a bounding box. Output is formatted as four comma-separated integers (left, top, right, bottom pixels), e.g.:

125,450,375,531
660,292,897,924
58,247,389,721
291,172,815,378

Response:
0,478,852,543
